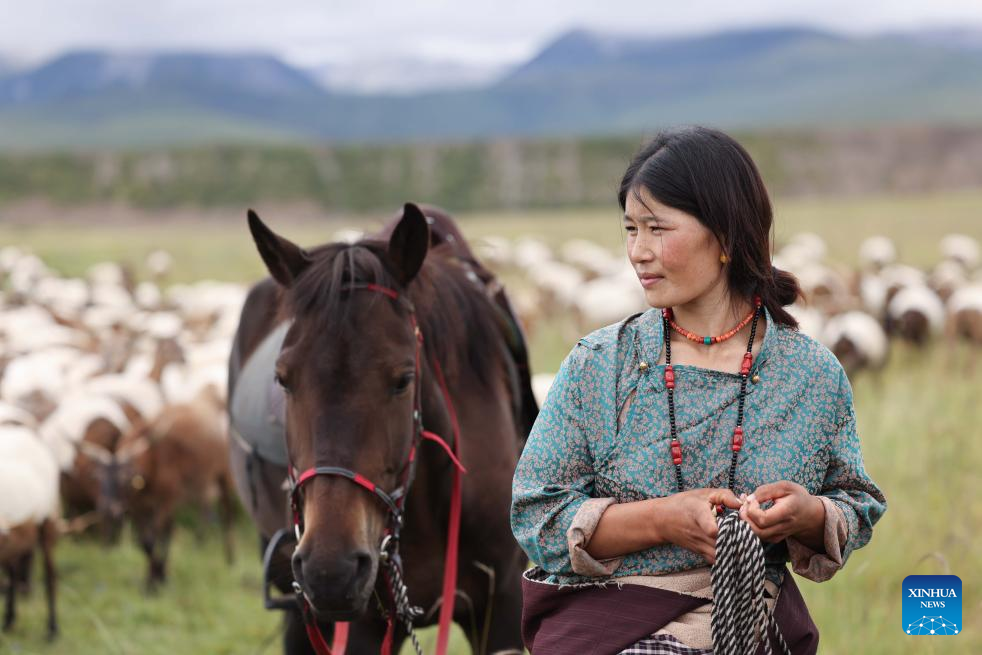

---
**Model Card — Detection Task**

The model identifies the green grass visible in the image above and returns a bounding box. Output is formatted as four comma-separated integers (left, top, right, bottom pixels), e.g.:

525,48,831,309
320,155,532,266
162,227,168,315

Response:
2,189,980,653
797,341,981,654
3,342,977,654
0,518,471,654
2,188,980,286
0,520,281,654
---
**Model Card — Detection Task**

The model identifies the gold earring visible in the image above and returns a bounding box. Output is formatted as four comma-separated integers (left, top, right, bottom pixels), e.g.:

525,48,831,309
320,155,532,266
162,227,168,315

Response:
720,253,730,264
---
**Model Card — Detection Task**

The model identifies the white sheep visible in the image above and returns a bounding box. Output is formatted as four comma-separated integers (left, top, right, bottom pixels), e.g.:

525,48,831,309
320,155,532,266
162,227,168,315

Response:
134,281,163,310
0,425,60,638
161,360,228,406
0,427,59,528
0,401,36,428
857,272,889,320
786,303,825,342
940,234,980,270
560,239,620,279
775,233,827,274
791,263,850,313
38,393,132,472
928,260,968,301
6,253,52,300
88,282,134,312
33,277,90,317
526,260,584,310
887,285,946,344
0,246,27,275
166,281,246,335
858,236,897,271
0,348,89,418
946,284,982,345
513,237,553,270
1,304,93,354
821,311,889,376
145,249,174,279
86,262,127,289
474,236,513,270
878,263,928,308
573,275,647,332
81,375,165,426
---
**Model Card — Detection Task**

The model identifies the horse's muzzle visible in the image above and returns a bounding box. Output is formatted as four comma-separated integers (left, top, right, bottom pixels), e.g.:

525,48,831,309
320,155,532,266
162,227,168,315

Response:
291,546,375,619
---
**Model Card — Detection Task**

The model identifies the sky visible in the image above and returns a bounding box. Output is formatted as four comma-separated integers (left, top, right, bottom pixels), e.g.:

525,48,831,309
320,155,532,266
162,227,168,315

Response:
2,0,982,69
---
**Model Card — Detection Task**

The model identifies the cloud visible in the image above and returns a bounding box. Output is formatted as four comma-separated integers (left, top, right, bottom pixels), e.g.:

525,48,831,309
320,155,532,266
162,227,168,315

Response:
2,0,981,67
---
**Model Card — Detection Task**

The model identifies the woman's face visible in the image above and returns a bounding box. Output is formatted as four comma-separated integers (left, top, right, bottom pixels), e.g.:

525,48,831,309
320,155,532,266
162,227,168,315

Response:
623,185,726,308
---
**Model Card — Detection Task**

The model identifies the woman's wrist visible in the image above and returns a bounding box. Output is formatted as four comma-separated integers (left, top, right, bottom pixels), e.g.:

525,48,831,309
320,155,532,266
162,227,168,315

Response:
645,496,666,545
584,497,666,560
790,494,827,552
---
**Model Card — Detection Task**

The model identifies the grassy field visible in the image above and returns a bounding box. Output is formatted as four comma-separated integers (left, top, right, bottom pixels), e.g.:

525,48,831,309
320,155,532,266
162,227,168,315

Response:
3,187,981,282
2,189,980,653
2,343,977,655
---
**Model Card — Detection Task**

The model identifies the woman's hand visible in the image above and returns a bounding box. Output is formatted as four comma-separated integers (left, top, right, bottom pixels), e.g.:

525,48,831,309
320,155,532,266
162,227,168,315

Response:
739,481,826,549
658,487,742,564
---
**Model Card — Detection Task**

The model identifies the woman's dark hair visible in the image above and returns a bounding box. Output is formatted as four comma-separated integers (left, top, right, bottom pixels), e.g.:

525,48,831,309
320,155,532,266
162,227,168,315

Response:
618,125,801,329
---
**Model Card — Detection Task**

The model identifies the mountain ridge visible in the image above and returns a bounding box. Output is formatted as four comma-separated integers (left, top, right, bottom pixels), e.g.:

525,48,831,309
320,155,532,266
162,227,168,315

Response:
2,25,981,149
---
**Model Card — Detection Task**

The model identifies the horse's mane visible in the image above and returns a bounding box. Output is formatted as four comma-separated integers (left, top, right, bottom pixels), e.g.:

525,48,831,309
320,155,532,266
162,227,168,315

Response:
281,239,503,388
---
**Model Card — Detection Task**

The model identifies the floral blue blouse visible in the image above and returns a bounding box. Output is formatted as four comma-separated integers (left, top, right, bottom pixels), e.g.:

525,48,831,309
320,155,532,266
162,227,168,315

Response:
511,305,888,588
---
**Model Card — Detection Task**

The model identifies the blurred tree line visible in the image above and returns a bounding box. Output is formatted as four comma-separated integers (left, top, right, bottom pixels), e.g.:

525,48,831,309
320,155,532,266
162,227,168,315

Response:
1,127,980,213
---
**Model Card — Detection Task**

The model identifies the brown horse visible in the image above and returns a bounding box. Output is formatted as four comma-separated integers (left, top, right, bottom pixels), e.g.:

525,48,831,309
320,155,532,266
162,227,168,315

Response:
228,203,534,654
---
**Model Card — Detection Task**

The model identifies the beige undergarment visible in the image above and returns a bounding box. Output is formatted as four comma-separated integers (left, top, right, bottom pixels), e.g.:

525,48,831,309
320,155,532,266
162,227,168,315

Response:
615,566,780,651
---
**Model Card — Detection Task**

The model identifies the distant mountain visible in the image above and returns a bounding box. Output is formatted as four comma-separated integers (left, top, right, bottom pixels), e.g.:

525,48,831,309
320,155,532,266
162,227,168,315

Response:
474,25,982,135
501,26,844,84
0,51,323,105
312,57,507,94
891,27,982,51
2,26,982,149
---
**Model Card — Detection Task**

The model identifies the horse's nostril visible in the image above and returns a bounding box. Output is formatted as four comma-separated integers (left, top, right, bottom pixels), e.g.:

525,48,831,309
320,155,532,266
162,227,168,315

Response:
353,550,372,583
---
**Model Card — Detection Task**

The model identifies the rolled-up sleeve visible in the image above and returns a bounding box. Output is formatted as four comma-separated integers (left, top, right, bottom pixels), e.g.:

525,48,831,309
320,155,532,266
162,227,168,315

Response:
786,495,848,582
789,367,887,581
567,497,623,576
511,343,601,576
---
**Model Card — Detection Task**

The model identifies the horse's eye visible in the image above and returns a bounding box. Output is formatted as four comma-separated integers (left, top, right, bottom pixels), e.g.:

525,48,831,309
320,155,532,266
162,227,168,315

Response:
275,372,292,394
392,372,414,394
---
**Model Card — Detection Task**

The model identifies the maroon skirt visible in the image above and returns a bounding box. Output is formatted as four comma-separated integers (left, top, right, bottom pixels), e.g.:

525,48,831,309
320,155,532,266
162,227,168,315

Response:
520,568,818,655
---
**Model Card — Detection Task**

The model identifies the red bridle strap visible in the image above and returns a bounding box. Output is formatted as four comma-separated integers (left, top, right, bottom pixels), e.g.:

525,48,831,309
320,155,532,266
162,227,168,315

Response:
364,282,399,300
430,356,462,655
293,466,403,518
301,600,349,654
420,431,466,474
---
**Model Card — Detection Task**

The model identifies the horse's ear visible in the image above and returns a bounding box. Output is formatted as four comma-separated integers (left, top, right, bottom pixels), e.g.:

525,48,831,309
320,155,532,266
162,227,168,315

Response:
247,209,311,287
387,203,430,286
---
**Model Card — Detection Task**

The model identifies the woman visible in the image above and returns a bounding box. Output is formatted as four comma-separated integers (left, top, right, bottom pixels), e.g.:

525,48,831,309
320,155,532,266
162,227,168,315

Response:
511,126,887,654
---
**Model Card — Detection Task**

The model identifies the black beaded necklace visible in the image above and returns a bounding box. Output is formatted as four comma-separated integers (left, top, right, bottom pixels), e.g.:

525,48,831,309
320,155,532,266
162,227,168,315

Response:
660,297,763,496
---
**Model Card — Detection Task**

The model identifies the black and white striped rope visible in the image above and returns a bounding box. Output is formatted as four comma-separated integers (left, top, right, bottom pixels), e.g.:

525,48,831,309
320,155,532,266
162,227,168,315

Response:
710,511,791,655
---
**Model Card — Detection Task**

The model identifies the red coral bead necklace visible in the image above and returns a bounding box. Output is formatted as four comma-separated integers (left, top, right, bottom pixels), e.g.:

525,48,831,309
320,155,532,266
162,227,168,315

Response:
660,295,763,499
668,300,759,346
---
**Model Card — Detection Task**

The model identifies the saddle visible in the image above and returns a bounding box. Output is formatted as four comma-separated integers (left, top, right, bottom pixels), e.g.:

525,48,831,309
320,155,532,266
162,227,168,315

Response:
229,321,290,466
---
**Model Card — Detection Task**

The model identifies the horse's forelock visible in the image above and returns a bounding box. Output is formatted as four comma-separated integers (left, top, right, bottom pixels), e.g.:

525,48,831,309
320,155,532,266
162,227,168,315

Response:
283,241,394,327
279,238,502,391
